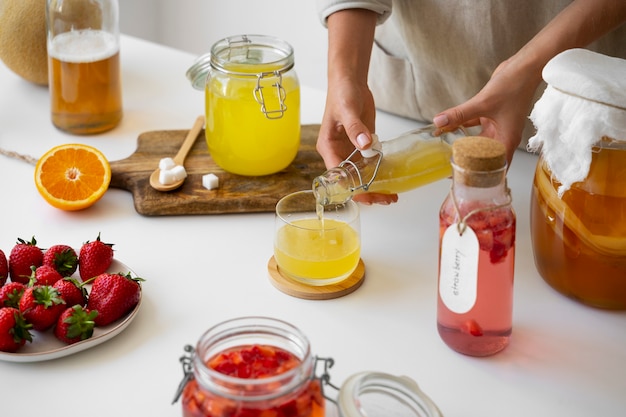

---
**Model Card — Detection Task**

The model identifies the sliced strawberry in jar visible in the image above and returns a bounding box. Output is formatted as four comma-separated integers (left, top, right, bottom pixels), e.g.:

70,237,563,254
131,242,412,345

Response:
474,228,494,251
463,319,483,336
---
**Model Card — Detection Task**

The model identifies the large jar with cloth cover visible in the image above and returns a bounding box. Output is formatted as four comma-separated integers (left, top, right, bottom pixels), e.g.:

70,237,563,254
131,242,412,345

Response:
528,49,626,309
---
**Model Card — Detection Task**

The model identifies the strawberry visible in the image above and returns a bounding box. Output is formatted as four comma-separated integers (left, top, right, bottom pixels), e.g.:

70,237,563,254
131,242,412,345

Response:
0,249,8,286
0,282,26,308
53,277,87,308
87,272,142,326
43,244,78,276
9,237,44,284
79,233,114,281
31,265,63,286
54,305,98,344
0,307,32,352
19,285,66,331
463,319,483,337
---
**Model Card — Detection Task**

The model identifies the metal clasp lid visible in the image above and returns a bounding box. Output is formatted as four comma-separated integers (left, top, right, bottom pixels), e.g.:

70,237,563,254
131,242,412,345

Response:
186,53,212,91
315,356,340,405
253,71,288,119
314,357,444,417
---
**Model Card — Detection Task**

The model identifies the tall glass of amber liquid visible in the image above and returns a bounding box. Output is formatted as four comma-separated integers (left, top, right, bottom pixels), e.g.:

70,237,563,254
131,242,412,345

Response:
46,0,122,135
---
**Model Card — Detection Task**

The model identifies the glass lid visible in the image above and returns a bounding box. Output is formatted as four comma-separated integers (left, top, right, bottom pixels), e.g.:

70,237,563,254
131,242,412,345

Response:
338,372,443,417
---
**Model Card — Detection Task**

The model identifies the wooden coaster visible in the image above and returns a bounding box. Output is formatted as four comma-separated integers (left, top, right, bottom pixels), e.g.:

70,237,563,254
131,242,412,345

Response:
267,256,365,300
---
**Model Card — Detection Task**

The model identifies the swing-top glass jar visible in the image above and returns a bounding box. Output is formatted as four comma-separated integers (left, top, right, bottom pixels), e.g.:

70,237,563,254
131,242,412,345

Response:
177,317,323,417
187,35,300,176
528,49,626,310
174,316,443,417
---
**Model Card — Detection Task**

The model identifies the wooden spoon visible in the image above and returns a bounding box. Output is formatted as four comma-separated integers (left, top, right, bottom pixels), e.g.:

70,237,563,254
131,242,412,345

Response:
149,115,205,192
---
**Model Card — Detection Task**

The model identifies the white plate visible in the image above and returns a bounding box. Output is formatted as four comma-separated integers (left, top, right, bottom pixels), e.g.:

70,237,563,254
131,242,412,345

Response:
0,258,142,363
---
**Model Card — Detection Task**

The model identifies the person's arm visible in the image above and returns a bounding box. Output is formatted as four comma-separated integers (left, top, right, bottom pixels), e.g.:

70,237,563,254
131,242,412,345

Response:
317,9,378,169
317,9,398,204
434,0,626,164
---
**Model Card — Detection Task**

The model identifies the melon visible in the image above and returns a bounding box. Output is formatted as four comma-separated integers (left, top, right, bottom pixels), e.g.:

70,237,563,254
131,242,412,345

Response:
0,0,48,86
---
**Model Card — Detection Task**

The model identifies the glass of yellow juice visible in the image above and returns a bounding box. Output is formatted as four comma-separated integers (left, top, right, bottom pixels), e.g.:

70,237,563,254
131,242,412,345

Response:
274,190,360,286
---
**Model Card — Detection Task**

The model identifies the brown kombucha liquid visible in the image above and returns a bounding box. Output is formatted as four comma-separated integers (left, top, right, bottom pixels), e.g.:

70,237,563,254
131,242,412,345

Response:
530,142,626,309
48,30,122,134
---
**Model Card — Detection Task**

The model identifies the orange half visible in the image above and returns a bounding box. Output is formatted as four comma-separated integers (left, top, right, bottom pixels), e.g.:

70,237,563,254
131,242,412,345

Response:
34,144,112,211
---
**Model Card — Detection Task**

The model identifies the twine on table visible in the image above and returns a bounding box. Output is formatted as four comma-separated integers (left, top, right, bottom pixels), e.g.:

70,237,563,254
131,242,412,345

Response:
0,147,38,165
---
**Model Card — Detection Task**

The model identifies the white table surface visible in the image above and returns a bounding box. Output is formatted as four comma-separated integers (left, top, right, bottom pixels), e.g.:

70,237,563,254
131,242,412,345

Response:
0,35,624,417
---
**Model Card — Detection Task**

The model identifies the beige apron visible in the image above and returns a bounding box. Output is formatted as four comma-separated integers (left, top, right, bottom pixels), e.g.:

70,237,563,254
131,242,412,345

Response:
318,0,626,146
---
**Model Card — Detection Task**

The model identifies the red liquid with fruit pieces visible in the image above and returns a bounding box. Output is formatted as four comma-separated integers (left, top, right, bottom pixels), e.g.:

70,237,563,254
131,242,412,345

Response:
437,204,516,356
182,344,324,417
531,148,626,309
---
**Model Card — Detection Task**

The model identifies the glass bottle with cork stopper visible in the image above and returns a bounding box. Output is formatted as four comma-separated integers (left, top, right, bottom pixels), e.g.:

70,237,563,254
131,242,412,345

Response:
437,136,516,357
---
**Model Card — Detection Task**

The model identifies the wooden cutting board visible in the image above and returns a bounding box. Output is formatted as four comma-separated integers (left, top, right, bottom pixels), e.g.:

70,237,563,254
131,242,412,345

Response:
109,124,326,216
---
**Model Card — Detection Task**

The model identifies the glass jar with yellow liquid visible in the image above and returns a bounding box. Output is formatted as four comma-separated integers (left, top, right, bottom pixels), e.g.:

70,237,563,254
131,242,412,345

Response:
187,35,300,176
528,49,626,309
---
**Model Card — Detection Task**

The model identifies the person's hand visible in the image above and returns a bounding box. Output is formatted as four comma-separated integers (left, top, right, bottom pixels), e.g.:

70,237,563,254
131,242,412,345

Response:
433,0,626,165
316,78,398,205
433,57,543,166
316,76,375,169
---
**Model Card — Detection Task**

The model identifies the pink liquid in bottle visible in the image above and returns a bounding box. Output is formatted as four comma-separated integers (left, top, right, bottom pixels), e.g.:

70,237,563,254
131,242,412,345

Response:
437,207,515,356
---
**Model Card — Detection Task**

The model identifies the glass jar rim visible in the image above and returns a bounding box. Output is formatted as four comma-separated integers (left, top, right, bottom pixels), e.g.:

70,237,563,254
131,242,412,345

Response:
276,190,360,226
186,34,295,89
595,136,626,149
192,316,314,402
211,34,294,73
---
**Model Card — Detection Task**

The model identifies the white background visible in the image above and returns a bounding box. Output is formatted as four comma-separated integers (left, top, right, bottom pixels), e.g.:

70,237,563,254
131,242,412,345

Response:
119,0,329,90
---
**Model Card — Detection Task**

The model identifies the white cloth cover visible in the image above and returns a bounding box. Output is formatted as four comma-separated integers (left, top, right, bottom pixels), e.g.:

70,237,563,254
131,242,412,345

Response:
528,49,626,196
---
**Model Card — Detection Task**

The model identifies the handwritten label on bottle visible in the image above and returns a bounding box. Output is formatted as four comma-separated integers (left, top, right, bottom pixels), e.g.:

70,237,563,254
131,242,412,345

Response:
439,224,479,314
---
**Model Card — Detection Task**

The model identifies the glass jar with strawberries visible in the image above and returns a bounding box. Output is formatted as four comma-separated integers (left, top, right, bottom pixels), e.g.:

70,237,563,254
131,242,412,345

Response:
174,316,444,417
177,316,324,417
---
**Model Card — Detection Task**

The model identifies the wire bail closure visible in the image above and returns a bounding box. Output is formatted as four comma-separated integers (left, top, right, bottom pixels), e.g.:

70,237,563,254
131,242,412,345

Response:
253,71,287,119
339,147,384,193
172,344,195,405
314,356,341,405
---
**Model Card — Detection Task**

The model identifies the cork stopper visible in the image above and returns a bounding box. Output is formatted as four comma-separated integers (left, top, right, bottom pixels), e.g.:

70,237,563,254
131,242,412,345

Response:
452,136,506,187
